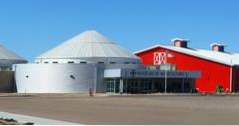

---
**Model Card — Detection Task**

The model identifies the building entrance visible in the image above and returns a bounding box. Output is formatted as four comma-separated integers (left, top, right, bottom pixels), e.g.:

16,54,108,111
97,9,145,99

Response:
106,79,120,93
105,78,195,94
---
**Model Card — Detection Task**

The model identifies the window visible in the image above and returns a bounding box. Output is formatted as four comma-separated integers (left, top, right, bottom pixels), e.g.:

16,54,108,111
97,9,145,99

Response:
70,75,75,79
98,62,104,64
68,61,74,64
0,66,11,71
124,62,130,64
80,61,87,64
52,61,58,64
44,61,49,64
110,62,116,64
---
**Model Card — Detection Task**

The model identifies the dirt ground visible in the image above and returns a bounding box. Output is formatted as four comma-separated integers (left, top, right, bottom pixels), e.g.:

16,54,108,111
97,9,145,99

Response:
0,93,239,125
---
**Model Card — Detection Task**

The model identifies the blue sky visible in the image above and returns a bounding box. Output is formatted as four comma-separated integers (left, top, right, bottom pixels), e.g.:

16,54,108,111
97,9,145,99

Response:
0,0,239,61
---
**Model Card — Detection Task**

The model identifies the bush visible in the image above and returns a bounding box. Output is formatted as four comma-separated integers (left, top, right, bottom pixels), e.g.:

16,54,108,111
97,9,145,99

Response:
24,122,34,125
216,85,223,93
190,88,198,93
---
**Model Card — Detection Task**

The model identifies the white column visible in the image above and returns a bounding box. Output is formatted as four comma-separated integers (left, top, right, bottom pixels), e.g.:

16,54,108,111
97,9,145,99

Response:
113,79,116,93
120,79,124,94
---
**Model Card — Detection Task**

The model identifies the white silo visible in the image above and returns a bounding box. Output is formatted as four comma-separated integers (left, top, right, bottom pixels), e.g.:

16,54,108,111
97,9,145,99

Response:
0,44,27,92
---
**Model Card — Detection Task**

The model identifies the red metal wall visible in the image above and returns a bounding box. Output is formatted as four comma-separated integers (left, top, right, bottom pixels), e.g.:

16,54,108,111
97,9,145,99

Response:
136,47,232,93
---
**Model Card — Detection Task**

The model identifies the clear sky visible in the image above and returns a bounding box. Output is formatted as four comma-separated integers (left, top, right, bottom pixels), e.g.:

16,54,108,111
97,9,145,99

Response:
0,0,239,61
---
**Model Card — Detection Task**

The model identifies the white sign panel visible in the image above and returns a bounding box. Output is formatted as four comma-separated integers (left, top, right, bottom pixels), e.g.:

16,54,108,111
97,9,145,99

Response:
154,51,174,65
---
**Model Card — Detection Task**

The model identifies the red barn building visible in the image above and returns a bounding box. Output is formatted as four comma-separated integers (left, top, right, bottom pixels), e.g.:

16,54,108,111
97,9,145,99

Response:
135,38,239,93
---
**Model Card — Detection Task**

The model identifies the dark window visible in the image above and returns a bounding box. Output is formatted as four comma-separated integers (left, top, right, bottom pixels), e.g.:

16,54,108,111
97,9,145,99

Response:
110,62,116,64
68,61,74,64
80,61,87,64
52,61,58,64
70,75,75,79
44,61,49,64
98,62,104,64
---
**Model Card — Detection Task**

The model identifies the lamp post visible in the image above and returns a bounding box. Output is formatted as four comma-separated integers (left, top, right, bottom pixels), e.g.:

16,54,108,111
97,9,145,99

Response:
164,52,168,93
154,50,173,93
165,68,167,93
164,50,173,93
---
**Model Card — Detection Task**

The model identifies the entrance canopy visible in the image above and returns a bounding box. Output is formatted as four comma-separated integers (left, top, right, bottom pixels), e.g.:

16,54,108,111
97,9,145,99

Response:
104,68,200,79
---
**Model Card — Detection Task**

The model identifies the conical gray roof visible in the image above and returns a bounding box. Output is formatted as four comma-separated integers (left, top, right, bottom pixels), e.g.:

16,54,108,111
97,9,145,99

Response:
37,30,138,59
0,45,26,60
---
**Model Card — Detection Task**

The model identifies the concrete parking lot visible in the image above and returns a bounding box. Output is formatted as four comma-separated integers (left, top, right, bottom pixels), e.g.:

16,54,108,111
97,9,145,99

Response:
0,93,239,125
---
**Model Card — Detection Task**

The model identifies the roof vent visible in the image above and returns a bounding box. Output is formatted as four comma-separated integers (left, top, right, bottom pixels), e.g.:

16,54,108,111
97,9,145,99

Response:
210,43,225,52
171,38,189,48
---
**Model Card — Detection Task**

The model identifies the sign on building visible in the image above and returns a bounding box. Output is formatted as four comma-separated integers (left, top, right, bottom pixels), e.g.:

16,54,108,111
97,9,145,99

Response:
154,51,174,65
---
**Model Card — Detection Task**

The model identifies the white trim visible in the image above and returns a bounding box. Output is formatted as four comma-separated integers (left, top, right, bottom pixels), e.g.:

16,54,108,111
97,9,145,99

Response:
210,42,226,47
134,44,162,55
230,66,233,92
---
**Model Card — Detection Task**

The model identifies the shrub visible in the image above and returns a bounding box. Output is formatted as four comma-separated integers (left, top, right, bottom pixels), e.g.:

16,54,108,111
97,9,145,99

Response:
216,85,223,93
190,88,198,93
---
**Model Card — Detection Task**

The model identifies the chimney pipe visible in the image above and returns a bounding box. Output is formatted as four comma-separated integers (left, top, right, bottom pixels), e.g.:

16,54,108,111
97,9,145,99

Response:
211,43,225,52
172,38,188,48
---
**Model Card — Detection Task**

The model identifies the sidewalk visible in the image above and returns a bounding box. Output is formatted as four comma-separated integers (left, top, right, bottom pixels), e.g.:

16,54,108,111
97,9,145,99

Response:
0,112,81,125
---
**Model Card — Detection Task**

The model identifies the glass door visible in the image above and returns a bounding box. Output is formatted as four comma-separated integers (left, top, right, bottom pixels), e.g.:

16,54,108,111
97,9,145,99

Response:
106,79,120,94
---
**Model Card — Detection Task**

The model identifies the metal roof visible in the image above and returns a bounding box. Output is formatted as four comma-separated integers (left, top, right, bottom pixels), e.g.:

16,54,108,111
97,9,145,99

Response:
134,44,239,66
37,30,139,59
0,45,26,61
